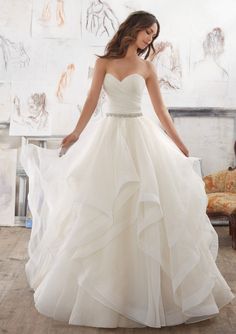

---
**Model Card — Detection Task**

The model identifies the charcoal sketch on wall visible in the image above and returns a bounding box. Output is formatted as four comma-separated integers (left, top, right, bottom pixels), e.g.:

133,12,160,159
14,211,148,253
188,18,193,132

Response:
85,0,119,37
9,84,51,135
81,0,125,45
148,40,182,90
0,149,17,226
39,0,65,27
54,61,84,105
56,63,76,103
0,34,30,79
32,0,81,39
190,26,230,107
193,27,228,79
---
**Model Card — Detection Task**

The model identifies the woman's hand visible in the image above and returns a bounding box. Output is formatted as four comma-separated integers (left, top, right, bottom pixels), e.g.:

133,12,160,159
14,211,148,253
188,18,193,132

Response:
59,130,80,157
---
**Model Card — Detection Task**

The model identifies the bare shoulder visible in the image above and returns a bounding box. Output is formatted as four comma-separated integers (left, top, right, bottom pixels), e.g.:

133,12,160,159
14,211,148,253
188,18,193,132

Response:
94,57,108,70
87,57,108,96
141,59,157,79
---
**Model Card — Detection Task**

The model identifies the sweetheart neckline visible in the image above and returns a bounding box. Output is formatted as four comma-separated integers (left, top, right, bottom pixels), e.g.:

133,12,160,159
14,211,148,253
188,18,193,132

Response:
105,72,146,83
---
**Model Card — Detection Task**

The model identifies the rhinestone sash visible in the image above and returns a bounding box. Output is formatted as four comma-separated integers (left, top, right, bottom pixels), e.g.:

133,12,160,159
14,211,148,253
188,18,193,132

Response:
106,112,143,117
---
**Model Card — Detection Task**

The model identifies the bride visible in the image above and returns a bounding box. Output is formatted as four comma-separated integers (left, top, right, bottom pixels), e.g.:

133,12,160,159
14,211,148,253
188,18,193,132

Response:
21,10,235,328
60,11,189,158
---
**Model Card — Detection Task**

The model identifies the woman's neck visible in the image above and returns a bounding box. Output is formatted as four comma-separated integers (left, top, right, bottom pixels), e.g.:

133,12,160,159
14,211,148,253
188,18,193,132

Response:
125,44,139,60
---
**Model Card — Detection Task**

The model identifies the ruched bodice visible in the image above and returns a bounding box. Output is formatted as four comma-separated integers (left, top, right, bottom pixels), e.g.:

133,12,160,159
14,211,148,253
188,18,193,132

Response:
103,73,146,114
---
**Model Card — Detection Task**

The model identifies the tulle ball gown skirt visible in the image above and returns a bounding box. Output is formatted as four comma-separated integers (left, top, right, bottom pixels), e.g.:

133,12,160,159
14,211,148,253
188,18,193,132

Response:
20,112,235,328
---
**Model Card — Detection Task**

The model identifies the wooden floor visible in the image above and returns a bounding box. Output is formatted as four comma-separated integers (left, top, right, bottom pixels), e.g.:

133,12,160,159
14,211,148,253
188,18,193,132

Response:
0,226,235,334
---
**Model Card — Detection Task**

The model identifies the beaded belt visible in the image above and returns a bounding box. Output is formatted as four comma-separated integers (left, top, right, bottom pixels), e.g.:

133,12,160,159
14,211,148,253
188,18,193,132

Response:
106,112,143,117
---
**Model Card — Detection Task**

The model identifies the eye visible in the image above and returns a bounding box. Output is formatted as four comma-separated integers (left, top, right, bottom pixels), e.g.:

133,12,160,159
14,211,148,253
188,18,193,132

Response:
146,29,156,39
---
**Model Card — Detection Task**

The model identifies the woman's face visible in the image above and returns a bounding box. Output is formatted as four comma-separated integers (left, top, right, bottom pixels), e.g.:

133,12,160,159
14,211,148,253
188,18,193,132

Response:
135,23,158,49
27,96,41,116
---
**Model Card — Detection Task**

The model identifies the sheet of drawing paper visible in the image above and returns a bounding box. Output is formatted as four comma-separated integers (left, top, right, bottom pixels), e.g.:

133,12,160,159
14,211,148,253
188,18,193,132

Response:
0,32,31,82
80,0,142,46
44,39,87,105
0,148,17,226
142,0,236,107
32,0,81,39
9,81,53,136
186,0,236,107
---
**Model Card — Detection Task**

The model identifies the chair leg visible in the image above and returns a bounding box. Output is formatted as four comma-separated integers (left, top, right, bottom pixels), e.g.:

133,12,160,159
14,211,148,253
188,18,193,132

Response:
229,214,236,250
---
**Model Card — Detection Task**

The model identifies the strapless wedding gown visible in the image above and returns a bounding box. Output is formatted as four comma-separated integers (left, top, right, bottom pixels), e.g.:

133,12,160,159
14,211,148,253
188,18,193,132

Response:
20,72,235,328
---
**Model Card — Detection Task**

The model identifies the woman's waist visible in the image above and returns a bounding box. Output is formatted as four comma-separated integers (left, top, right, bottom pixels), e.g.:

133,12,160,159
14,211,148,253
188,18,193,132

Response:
105,105,143,117
105,111,143,118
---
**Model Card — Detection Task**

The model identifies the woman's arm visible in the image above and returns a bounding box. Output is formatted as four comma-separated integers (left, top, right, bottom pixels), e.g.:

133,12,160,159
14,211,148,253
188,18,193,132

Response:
60,57,106,153
73,57,106,137
145,61,189,156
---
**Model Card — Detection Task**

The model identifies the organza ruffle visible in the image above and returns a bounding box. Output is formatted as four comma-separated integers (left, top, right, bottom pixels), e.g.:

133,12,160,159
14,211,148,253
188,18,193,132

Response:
21,115,235,327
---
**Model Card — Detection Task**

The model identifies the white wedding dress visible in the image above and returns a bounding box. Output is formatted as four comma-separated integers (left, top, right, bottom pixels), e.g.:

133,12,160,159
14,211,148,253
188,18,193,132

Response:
20,72,235,328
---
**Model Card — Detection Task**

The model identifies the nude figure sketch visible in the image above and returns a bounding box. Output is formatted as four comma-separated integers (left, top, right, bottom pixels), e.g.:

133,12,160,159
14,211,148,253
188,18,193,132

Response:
56,63,76,102
12,92,49,131
193,27,228,80
86,0,119,37
39,0,65,27
0,35,30,71
148,41,182,90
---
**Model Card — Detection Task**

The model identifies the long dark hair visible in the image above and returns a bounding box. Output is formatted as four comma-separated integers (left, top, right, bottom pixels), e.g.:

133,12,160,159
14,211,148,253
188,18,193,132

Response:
97,10,160,59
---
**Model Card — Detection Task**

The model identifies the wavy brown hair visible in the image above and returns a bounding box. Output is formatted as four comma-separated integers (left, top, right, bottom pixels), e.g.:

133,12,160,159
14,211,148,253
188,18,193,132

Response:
97,10,160,59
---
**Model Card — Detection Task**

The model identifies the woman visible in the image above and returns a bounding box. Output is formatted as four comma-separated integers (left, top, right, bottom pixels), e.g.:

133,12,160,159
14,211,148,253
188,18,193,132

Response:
21,10,235,328
60,11,187,157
